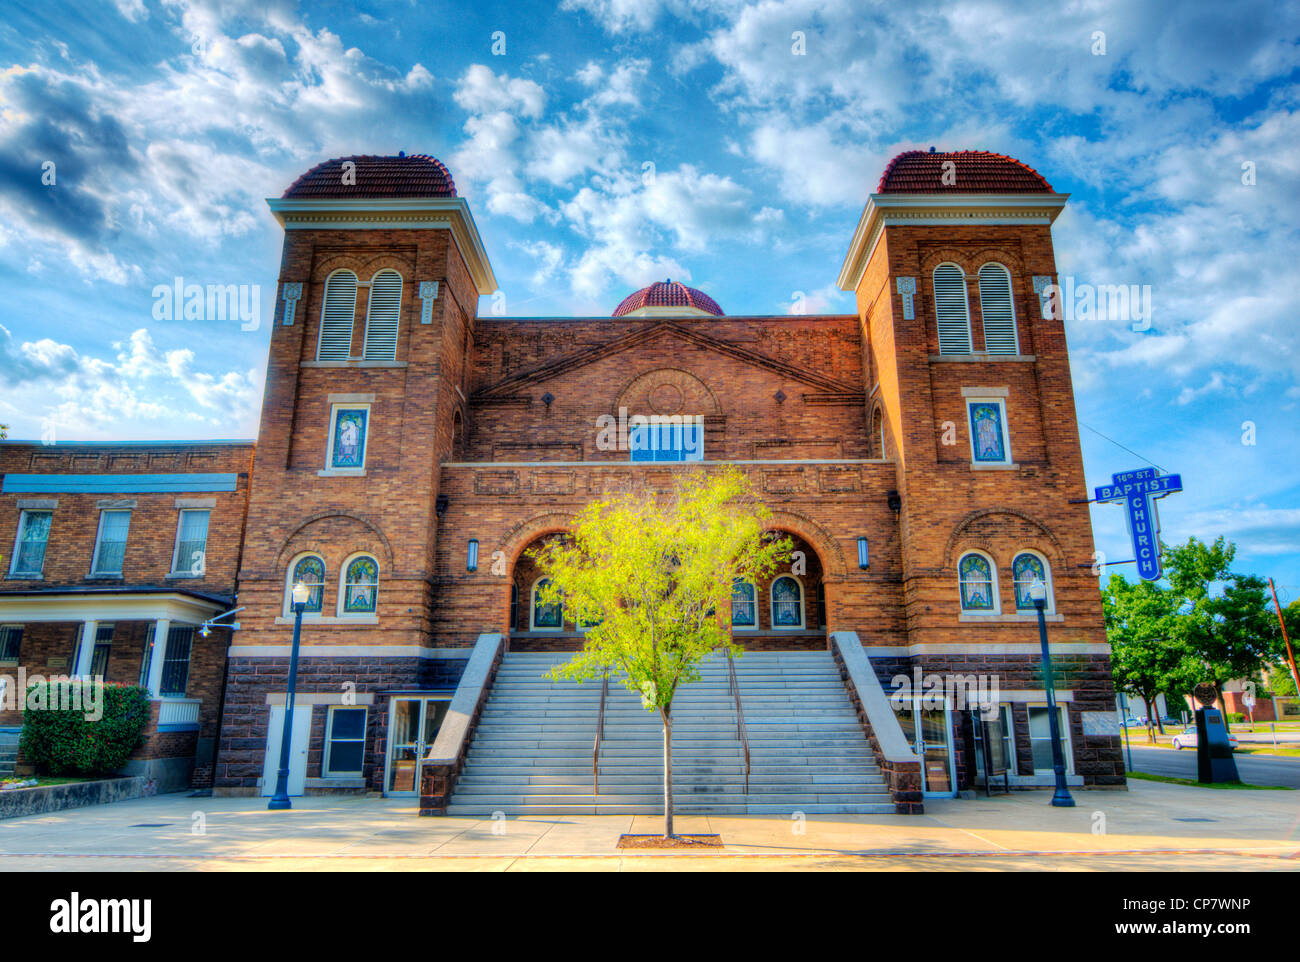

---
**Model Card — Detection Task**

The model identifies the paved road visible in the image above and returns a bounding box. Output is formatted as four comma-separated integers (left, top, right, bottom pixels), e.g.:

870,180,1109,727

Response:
1126,745,1300,789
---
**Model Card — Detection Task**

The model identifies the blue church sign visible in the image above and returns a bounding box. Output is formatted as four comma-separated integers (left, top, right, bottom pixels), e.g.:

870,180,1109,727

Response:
1094,467,1183,581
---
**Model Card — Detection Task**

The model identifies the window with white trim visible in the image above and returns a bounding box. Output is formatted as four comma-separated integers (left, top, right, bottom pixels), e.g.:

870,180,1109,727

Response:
91,509,131,576
933,262,972,355
317,270,358,360
362,270,402,360
731,579,757,628
287,554,325,615
1028,704,1072,773
160,625,193,696
340,554,379,615
977,263,1019,354
324,706,368,777
531,578,563,630
972,704,1016,777
966,398,1012,465
958,552,999,613
770,575,804,629
89,623,113,678
326,404,370,472
1012,551,1053,613
171,509,210,577
10,510,51,577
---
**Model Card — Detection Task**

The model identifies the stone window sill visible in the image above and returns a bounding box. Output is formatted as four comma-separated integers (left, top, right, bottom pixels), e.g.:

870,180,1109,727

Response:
5,573,43,581
959,613,1064,623
970,462,1018,470
165,572,203,580
318,468,366,478
930,354,1036,363
301,360,407,369
85,574,124,580
274,615,379,626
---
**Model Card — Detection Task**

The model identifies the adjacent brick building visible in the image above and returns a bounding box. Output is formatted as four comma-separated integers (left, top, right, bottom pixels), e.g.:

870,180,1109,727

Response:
2,147,1126,802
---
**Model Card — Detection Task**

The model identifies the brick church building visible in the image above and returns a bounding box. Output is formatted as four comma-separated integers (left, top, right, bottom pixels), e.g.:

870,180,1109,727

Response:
0,149,1125,811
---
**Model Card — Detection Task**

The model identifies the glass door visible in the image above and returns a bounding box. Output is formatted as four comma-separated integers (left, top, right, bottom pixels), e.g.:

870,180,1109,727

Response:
897,697,956,796
385,696,452,797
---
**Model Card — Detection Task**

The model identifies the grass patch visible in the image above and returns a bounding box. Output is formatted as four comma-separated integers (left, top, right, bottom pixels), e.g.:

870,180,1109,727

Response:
1232,746,1300,758
1127,771,1294,790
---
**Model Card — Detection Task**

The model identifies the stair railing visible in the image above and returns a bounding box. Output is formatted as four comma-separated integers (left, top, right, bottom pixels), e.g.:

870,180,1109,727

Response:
593,671,609,796
724,649,751,794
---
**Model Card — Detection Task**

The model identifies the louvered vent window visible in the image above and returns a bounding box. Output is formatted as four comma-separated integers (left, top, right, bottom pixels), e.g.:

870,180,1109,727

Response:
317,271,358,360
978,263,1019,355
363,270,403,360
933,263,972,355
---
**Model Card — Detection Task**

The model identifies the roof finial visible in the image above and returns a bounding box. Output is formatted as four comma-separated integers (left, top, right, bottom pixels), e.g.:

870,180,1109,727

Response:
928,145,936,153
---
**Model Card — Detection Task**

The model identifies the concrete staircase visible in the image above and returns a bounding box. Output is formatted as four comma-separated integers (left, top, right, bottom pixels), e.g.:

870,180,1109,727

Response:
447,650,892,815
0,730,19,779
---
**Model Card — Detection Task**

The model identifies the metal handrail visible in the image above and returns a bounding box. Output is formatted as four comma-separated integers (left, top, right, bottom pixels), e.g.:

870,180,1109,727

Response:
593,671,609,796
725,649,751,793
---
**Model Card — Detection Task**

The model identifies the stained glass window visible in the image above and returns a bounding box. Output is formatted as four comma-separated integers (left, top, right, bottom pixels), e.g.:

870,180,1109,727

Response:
959,554,995,611
291,555,325,613
968,401,1007,463
731,580,757,627
771,576,803,628
331,408,369,469
343,556,379,613
532,578,563,629
1013,553,1048,610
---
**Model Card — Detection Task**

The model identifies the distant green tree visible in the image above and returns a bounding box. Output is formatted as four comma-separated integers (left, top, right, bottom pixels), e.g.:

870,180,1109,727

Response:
1102,574,1197,740
1163,537,1282,728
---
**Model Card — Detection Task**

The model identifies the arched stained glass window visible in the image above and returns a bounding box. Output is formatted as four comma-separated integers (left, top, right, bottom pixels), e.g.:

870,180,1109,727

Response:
291,555,325,613
959,553,996,612
731,580,757,628
1013,553,1049,611
343,556,379,614
771,576,804,628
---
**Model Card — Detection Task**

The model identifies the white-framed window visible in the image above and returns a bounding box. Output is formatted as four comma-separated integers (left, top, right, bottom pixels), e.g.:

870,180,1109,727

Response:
10,509,52,577
138,623,156,686
324,706,368,777
629,417,705,462
325,403,370,473
530,577,563,631
770,575,805,629
339,554,380,616
0,625,23,662
362,270,403,360
160,625,193,696
958,551,999,614
966,398,1012,465
933,262,972,355
1012,551,1053,613
977,262,1019,354
731,579,757,629
90,509,131,576
286,553,326,616
1027,704,1072,774
972,703,1016,777
170,509,210,577
317,269,358,360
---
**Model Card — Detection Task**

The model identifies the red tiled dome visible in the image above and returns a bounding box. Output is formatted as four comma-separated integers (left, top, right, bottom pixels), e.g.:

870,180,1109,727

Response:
613,279,724,317
877,150,1054,194
281,154,457,199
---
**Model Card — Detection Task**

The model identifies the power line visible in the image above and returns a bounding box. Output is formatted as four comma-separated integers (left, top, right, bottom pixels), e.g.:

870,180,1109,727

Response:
1078,421,1169,474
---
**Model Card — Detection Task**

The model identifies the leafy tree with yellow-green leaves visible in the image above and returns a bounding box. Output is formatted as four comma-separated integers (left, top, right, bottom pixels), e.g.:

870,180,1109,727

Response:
532,468,790,838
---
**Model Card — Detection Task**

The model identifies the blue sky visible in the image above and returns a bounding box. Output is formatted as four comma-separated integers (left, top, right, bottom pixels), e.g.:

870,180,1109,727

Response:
1,0,1298,595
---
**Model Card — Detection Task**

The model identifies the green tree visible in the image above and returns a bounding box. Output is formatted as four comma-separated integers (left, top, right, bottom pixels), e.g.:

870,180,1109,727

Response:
534,468,789,838
1102,574,1197,740
1163,537,1282,727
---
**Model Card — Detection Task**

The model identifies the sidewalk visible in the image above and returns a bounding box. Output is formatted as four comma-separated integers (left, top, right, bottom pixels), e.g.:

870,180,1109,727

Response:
0,780,1296,871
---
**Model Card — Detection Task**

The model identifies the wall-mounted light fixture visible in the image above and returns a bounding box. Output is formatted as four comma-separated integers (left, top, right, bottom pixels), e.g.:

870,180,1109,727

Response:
857,537,870,570
467,539,479,572
435,494,449,518
887,490,902,514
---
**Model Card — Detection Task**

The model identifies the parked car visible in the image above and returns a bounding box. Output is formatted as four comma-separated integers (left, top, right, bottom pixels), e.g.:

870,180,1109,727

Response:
1171,727,1238,750
1121,717,1146,728
1158,715,1181,726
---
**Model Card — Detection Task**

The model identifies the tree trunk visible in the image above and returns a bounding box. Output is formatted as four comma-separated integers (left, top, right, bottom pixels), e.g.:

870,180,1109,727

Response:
1142,694,1156,743
661,703,674,839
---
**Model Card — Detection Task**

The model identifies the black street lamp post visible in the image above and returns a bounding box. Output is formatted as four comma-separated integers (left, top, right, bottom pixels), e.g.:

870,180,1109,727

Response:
1029,577,1075,808
269,581,310,810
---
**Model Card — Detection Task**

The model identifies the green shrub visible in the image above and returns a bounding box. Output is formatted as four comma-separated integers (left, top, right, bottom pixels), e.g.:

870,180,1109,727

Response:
19,682,150,776
1226,712,1245,723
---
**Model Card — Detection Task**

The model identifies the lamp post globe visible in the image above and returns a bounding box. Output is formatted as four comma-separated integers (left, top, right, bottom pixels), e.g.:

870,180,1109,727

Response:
1029,576,1075,807
269,581,310,810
